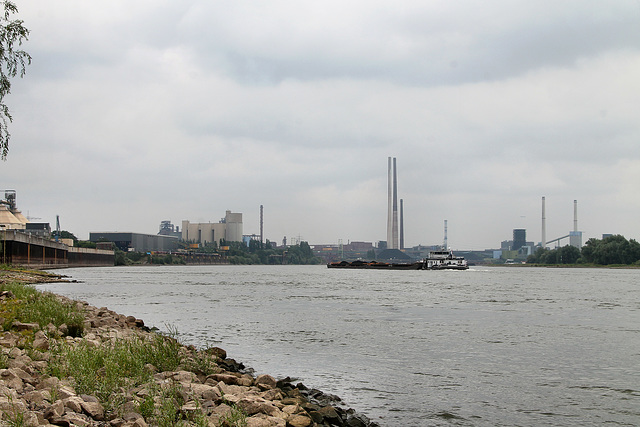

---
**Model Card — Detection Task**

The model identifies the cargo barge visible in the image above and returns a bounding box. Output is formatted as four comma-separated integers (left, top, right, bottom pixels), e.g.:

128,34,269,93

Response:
327,249,468,270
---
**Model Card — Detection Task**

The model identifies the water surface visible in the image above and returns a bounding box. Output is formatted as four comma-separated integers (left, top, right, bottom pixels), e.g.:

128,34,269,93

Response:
39,265,640,426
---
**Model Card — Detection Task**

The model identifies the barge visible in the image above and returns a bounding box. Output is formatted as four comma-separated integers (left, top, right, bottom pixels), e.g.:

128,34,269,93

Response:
327,249,468,270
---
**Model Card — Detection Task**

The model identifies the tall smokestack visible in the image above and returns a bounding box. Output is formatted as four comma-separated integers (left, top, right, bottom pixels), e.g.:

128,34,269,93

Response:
392,158,399,249
387,157,393,248
400,199,404,250
260,205,264,244
444,219,448,250
573,200,578,232
541,196,546,248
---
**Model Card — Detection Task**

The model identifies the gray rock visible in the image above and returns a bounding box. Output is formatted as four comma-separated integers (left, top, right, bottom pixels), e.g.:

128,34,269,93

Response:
12,321,39,331
80,400,105,420
64,396,84,413
255,374,277,390
44,400,65,420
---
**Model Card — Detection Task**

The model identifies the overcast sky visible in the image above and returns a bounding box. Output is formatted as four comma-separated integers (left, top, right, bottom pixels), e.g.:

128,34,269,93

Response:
3,1,640,249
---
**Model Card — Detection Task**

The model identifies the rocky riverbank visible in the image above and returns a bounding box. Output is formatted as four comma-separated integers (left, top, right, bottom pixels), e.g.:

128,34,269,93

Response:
0,269,379,427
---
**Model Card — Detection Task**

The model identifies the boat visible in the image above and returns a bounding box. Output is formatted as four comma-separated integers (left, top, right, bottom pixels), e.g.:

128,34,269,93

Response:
423,249,469,270
326,260,423,269
326,249,468,270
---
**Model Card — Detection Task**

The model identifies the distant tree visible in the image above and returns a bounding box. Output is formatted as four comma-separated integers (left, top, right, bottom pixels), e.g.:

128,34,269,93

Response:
60,230,78,243
75,240,96,249
580,235,640,265
1,1,30,159
527,245,581,265
558,245,581,264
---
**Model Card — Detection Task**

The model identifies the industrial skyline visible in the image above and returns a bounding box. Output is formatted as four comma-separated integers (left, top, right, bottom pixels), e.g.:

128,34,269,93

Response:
3,2,639,248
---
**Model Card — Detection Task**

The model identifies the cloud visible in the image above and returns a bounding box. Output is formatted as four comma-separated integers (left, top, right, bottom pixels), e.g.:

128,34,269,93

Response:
3,0,640,247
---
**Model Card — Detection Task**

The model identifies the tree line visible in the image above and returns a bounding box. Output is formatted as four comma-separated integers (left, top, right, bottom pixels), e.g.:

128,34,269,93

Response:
527,235,640,266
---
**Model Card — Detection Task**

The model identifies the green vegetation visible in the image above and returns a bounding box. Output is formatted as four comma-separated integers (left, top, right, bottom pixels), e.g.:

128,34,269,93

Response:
0,269,249,426
114,240,321,266
114,249,187,266
220,401,248,427
1,1,31,159
222,240,321,265
0,279,84,336
526,235,640,266
47,331,183,414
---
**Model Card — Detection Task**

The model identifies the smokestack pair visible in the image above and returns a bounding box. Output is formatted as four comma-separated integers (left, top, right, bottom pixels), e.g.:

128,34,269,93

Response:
387,157,402,249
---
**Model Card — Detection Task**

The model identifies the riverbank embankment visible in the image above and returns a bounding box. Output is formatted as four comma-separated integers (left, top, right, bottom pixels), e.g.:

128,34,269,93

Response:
0,268,378,426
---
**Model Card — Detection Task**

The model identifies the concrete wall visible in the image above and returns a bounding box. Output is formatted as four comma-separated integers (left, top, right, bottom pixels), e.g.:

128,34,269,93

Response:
1,230,114,268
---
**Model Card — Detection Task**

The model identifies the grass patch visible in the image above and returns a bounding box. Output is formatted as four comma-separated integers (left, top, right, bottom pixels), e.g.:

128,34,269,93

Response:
47,330,183,415
0,281,84,336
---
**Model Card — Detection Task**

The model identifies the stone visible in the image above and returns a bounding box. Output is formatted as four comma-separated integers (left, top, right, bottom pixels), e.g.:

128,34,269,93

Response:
206,346,227,360
171,370,198,384
0,368,24,391
123,412,145,422
287,414,313,427
80,400,105,420
208,373,239,385
317,406,342,424
64,396,84,413
216,382,251,398
58,324,69,336
7,346,22,358
132,418,149,427
37,376,60,391
33,330,49,350
237,397,278,416
65,412,92,427
23,411,40,427
44,400,65,420
308,411,324,424
11,321,39,331
237,375,254,386
246,414,287,427
0,398,27,414
57,385,77,399
180,401,201,418
260,389,283,401
0,332,19,348
80,394,98,403
49,417,72,427
255,374,277,390
23,390,46,405
186,383,222,402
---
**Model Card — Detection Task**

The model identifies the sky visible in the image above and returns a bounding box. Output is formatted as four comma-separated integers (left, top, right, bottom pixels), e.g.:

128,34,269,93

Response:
2,0,640,250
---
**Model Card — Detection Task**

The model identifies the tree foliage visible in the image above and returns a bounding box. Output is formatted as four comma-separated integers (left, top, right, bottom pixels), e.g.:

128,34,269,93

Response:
526,235,640,266
581,235,640,265
1,1,30,159
526,245,581,265
219,239,321,265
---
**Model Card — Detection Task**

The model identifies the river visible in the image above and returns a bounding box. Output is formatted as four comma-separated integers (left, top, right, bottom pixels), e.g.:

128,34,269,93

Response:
37,265,640,426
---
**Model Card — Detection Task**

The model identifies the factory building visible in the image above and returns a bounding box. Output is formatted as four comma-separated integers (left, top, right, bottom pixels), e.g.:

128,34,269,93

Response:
513,229,526,251
182,211,243,245
89,232,180,253
0,190,29,230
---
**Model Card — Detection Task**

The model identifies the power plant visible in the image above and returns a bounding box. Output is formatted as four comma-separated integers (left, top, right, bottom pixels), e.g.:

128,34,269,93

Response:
541,196,582,249
387,157,399,249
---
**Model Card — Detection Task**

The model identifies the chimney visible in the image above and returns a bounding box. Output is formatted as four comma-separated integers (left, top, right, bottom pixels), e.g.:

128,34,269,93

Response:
260,205,264,244
541,196,546,248
391,158,399,249
400,198,404,250
387,157,393,248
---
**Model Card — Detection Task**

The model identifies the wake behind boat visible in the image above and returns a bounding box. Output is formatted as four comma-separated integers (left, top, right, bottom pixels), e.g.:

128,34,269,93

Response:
327,249,468,270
